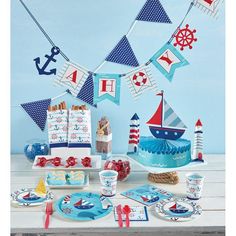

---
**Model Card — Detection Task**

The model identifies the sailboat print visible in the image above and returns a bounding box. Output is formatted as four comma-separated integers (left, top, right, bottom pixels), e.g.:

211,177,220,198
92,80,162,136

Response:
146,91,187,140
73,198,94,210
169,203,189,214
140,194,159,203
23,192,40,201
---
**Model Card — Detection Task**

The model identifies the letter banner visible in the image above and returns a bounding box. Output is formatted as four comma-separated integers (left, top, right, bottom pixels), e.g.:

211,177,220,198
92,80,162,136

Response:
125,65,158,100
93,73,121,105
193,0,223,18
150,43,189,82
54,62,89,97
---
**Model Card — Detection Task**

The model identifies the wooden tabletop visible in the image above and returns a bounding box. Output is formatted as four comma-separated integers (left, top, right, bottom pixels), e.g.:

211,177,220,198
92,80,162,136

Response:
11,154,225,236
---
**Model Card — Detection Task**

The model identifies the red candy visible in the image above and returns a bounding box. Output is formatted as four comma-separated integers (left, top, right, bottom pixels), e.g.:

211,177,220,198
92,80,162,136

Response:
36,157,48,167
65,156,77,168
81,156,92,168
50,157,63,167
104,159,131,181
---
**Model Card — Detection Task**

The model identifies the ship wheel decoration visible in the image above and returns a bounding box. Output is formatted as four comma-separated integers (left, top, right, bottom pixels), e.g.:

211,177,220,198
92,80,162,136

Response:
173,24,197,50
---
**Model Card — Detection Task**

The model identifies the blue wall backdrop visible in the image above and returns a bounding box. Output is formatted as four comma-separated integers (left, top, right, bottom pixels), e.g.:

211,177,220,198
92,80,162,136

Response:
11,0,225,154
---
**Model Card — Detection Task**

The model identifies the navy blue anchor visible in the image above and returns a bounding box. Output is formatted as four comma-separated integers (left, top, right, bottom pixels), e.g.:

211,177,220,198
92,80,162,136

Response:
34,46,60,75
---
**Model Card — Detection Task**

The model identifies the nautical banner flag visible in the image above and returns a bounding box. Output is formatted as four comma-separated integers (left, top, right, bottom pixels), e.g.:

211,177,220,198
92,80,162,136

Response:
105,36,139,67
55,62,89,97
193,0,223,18
93,73,121,105
125,65,158,99
76,73,97,107
151,43,189,82
136,0,172,23
21,98,51,131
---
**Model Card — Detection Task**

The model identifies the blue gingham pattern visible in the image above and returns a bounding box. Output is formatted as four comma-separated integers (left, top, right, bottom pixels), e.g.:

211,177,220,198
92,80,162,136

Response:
136,0,172,23
105,36,139,67
77,74,97,107
21,98,51,131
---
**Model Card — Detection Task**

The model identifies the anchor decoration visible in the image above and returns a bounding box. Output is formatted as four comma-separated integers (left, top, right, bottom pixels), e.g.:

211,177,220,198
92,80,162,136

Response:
34,46,60,75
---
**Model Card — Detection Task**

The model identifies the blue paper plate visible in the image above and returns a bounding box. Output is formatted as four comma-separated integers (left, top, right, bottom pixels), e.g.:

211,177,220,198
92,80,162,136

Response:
55,192,113,221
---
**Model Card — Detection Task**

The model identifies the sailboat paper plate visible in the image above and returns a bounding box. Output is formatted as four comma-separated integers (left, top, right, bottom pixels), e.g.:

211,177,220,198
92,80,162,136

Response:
11,188,54,206
55,192,113,221
155,197,202,221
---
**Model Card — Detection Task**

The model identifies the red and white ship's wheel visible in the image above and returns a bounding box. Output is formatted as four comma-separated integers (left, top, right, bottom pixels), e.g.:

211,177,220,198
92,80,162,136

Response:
174,24,197,50
132,71,147,87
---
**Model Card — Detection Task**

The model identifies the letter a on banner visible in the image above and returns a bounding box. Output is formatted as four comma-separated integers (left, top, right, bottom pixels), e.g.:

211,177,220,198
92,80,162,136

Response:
54,62,89,97
93,73,121,105
151,43,189,82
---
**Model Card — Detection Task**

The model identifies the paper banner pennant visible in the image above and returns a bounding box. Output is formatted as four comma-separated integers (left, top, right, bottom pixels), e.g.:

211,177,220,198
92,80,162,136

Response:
125,65,158,99
151,43,189,82
105,36,139,67
93,73,121,105
136,0,172,23
77,73,97,107
193,0,223,18
21,98,51,131
55,62,89,97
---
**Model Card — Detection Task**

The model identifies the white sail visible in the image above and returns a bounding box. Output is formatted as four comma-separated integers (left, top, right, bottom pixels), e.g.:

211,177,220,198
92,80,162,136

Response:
163,100,187,129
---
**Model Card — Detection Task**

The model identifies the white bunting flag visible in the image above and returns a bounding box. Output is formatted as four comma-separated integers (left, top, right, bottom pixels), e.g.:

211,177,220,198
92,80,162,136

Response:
54,62,89,97
125,65,158,100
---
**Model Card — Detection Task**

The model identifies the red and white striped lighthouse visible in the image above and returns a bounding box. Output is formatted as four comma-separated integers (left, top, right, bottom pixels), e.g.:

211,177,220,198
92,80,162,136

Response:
193,119,203,161
127,113,140,153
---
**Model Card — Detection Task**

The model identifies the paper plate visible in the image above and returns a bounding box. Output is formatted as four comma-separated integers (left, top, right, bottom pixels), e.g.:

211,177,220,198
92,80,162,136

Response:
155,197,202,221
55,192,113,221
127,154,206,174
11,188,53,206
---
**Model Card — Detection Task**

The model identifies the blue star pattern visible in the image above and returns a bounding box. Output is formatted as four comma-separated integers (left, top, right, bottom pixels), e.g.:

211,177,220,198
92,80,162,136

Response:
136,0,172,23
21,98,51,131
105,36,139,67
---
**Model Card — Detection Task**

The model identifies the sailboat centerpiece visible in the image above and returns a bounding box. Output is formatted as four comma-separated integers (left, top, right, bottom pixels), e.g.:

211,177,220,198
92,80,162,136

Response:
146,91,187,140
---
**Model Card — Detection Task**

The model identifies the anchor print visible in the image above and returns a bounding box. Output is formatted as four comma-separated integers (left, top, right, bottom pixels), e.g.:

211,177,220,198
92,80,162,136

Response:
34,46,60,75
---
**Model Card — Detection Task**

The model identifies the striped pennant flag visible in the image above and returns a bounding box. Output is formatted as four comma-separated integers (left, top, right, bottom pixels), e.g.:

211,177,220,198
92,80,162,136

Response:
125,65,158,100
136,0,172,23
21,98,51,131
105,36,139,67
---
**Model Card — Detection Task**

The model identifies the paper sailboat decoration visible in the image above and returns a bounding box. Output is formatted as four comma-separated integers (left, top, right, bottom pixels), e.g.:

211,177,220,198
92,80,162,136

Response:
146,91,187,140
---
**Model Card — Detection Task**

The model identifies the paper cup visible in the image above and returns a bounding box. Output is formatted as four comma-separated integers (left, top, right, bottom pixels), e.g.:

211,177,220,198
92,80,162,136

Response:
186,172,204,200
99,170,118,197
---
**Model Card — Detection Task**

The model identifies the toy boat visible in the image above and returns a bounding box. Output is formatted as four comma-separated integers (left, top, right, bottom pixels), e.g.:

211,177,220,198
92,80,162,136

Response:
169,203,188,214
146,91,187,140
23,192,40,201
73,199,94,209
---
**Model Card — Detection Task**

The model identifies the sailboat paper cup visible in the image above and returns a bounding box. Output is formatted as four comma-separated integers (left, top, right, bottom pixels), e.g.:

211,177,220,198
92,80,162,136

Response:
99,170,118,197
186,172,204,200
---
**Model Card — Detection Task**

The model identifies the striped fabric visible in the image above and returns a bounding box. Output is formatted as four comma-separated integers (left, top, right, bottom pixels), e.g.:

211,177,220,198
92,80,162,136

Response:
163,100,187,129
136,0,172,23
105,36,139,67
77,74,97,107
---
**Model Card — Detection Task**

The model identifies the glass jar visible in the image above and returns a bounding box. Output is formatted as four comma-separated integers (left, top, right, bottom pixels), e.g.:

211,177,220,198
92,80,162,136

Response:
104,156,131,181
24,139,49,162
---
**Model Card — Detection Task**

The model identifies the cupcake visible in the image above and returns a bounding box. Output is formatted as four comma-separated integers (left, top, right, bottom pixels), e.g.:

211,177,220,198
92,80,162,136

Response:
67,171,85,185
47,171,66,185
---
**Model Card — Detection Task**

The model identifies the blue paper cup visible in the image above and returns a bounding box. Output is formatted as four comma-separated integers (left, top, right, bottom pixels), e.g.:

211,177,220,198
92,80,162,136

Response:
99,170,118,197
186,172,204,200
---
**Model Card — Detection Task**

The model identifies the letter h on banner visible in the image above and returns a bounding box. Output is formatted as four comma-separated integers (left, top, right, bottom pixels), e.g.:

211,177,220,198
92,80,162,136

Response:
93,73,121,105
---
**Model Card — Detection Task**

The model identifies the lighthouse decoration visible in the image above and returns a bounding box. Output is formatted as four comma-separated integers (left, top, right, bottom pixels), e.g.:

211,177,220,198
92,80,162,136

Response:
127,113,140,154
193,119,204,162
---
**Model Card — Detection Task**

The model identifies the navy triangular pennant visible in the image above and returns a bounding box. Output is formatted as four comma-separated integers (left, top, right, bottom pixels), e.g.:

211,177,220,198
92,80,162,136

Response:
21,98,51,131
77,74,97,107
136,0,172,23
105,36,139,67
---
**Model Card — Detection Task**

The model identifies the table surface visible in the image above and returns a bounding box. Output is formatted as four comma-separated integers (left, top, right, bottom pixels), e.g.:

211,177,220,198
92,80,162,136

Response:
11,154,225,235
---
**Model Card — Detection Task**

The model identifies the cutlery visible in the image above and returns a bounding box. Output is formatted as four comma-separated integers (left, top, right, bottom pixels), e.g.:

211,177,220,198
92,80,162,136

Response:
116,204,123,228
45,201,53,229
123,205,131,228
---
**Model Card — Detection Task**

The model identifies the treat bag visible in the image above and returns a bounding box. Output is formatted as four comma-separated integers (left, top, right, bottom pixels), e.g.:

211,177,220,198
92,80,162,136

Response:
67,109,92,156
47,109,68,149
